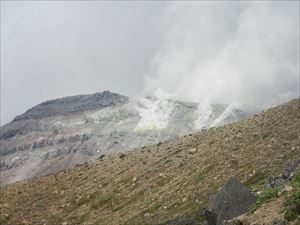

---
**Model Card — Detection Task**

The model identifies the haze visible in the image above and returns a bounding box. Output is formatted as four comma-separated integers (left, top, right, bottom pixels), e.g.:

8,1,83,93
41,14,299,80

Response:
1,1,299,125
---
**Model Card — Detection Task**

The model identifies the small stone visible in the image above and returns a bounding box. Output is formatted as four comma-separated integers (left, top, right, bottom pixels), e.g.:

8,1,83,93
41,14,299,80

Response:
144,213,152,218
283,185,293,192
119,153,126,159
159,173,165,178
187,148,197,154
256,191,262,195
273,221,286,225
133,177,138,182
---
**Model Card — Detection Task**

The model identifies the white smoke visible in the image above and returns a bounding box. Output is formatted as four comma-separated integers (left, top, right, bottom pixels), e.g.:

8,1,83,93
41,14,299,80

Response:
144,1,299,109
194,99,212,130
209,102,240,128
135,89,175,131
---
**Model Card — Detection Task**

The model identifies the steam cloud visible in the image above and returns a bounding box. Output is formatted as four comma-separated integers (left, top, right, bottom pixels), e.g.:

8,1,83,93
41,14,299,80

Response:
135,89,174,130
143,1,299,109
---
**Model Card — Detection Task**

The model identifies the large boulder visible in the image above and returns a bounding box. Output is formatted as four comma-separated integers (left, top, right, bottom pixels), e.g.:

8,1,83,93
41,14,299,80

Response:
205,177,256,225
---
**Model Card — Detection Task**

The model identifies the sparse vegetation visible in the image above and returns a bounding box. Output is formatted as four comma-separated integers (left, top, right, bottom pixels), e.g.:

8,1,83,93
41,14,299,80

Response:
291,168,300,188
283,168,300,222
49,214,63,225
244,171,267,189
0,99,299,225
0,216,5,225
251,187,281,212
79,212,89,223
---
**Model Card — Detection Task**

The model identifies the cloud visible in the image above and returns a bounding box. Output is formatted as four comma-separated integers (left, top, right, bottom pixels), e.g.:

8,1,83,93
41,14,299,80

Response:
0,1,165,124
143,1,299,109
1,1,298,127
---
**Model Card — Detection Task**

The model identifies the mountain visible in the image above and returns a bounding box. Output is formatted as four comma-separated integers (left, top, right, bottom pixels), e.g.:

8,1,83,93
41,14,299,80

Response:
0,91,253,186
0,98,299,225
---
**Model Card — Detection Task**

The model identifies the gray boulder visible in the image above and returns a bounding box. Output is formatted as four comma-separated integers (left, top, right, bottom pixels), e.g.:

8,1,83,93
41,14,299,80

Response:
266,175,286,189
205,177,256,225
282,158,300,179
266,158,300,189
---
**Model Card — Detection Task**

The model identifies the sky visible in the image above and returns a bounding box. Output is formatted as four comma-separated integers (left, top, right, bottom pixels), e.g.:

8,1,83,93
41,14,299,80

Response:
1,1,299,125
1,1,166,124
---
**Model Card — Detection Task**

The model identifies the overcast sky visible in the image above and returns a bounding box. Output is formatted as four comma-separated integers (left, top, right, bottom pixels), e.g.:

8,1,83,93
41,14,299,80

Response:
1,1,166,124
1,1,299,125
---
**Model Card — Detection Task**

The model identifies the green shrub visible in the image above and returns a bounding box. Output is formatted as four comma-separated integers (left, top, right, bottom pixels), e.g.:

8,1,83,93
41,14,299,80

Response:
292,191,300,204
284,208,297,221
281,168,300,223
291,168,300,188
251,187,280,212
283,191,300,222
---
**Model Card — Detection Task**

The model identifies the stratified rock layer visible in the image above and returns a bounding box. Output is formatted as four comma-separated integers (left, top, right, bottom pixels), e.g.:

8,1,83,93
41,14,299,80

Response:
0,91,253,186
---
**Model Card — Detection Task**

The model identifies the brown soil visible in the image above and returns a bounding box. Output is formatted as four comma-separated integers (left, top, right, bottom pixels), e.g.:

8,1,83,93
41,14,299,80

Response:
0,99,299,225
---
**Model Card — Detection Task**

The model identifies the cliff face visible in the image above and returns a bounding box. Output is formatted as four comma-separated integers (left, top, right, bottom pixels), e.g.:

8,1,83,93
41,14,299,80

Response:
0,91,252,186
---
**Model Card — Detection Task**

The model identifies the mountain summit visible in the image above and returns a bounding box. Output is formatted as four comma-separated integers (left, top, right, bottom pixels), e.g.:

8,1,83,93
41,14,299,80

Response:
1,91,253,186
13,90,128,121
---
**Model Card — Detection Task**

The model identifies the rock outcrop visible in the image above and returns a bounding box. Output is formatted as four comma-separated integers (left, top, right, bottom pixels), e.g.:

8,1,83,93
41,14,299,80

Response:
266,158,300,188
205,177,256,225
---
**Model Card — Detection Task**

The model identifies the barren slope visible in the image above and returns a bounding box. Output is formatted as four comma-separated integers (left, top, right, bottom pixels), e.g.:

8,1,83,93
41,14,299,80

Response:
0,98,299,225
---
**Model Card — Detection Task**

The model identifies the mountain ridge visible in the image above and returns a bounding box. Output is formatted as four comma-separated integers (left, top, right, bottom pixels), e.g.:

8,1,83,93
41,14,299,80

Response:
0,98,299,225
0,90,254,186
12,90,129,121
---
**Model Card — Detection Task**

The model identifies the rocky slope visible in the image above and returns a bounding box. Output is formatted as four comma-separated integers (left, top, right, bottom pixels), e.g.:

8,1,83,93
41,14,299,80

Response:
0,98,299,225
0,90,253,186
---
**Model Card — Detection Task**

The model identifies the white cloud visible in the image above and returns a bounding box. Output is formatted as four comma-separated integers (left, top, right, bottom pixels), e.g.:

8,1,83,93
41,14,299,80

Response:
144,1,299,109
